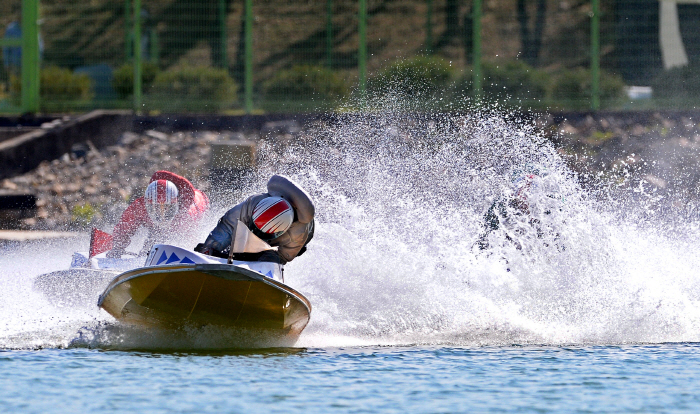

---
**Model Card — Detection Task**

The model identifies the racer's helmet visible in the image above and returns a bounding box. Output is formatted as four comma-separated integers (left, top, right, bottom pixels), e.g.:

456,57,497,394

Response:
513,173,538,200
144,179,179,227
509,166,542,212
252,196,294,239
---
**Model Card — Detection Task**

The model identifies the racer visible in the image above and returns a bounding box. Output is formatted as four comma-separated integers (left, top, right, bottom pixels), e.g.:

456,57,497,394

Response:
195,174,315,264
476,167,562,251
106,170,210,258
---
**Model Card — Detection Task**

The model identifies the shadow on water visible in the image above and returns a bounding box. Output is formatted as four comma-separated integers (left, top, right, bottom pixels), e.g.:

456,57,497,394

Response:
98,347,309,357
64,321,306,352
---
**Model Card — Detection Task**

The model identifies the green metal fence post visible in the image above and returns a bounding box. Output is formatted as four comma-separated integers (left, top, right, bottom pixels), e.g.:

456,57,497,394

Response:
133,0,142,112
125,0,132,61
21,0,40,113
426,0,433,54
473,0,482,100
244,0,253,113
358,0,367,96
326,0,333,67
591,0,600,110
219,0,227,69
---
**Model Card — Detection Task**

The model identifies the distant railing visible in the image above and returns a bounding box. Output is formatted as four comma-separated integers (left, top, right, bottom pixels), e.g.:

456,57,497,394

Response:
1,0,697,115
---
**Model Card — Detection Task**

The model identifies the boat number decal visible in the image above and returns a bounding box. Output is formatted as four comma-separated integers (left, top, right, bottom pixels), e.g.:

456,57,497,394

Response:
156,251,197,265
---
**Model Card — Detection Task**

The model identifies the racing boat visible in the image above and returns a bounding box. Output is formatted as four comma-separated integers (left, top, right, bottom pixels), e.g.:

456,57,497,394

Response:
36,222,312,343
97,244,312,342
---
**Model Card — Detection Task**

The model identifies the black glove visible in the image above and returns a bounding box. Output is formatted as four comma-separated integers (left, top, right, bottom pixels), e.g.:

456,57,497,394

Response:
106,248,124,259
195,243,229,259
194,243,211,255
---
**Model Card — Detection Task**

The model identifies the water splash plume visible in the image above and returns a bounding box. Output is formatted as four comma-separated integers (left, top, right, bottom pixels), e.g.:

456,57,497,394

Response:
1,105,699,349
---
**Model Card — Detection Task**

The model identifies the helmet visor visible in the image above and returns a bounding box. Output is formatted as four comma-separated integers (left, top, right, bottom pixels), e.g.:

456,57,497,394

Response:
146,202,178,225
251,225,287,241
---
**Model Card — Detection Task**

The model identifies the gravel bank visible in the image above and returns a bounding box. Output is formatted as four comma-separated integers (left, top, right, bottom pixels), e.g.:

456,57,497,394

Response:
1,129,225,230
2,111,699,230
548,112,700,211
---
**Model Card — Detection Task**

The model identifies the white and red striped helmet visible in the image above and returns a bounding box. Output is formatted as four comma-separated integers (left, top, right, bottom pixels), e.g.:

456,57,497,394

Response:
144,179,179,226
253,196,294,237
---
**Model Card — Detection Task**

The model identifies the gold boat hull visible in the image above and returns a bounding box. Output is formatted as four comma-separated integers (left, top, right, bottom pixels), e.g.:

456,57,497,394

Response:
98,264,311,342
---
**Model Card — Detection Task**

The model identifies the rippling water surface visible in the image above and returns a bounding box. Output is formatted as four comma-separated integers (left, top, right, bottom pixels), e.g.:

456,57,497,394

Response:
3,345,700,413
2,109,700,411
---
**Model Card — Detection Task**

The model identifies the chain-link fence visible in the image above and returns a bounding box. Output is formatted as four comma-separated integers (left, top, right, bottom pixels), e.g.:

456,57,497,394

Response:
0,0,22,113
2,0,700,114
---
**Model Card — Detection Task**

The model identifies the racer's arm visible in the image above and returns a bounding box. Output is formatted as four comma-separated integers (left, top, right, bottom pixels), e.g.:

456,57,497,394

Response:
196,194,265,256
484,201,502,231
112,198,148,251
187,189,210,222
201,213,239,254
178,189,210,236
198,195,257,254
272,220,314,264
476,200,503,251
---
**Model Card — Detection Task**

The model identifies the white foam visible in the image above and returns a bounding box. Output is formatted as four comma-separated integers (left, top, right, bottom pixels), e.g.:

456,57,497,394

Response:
2,109,699,349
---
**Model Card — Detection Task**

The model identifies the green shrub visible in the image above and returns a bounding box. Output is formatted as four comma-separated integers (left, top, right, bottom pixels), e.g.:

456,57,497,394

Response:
550,67,626,109
41,66,93,101
368,56,455,98
11,66,93,102
150,66,237,112
651,65,700,103
263,65,349,102
0,78,10,101
454,62,625,110
112,62,160,99
486,61,547,100
10,66,93,110
550,68,587,102
455,61,548,108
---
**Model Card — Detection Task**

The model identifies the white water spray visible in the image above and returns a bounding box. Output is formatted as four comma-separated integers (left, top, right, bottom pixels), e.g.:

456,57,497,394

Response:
262,110,700,346
1,108,699,349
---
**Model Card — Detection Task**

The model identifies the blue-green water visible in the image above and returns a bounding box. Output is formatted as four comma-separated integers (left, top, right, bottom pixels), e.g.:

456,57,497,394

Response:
2,217,700,412
2,345,700,413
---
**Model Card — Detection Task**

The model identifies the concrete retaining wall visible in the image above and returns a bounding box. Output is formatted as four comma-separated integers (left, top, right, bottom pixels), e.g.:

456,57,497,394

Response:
0,110,133,179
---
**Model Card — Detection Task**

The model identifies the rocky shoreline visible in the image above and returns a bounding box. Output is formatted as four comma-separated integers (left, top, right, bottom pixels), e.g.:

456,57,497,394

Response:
1,111,699,231
545,111,700,213
1,129,224,231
